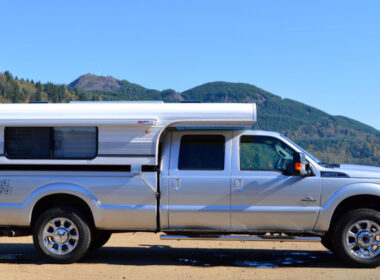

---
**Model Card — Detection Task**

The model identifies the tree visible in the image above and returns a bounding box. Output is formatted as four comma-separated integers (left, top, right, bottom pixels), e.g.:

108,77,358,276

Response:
11,82,21,102
4,71,12,81
34,82,43,101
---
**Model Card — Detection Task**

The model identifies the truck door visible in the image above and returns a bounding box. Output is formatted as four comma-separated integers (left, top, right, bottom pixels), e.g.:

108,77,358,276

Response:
167,131,232,231
230,132,321,232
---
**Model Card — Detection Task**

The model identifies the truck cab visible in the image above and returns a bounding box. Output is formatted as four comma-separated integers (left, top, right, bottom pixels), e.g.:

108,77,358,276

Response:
160,129,321,233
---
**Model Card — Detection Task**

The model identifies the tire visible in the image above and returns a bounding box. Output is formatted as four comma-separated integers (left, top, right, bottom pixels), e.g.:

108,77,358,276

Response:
321,233,334,252
90,230,112,250
33,206,92,264
332,208,380,268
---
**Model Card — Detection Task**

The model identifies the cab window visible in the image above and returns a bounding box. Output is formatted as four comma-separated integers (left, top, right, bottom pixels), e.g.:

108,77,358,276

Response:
178,135,225,170
240,135,295,172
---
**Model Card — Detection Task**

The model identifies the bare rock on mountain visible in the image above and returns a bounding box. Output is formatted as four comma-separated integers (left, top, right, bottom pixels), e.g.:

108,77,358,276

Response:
69,74,121,92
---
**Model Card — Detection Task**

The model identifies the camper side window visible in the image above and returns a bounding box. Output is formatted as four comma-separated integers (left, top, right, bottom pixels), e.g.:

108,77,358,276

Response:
4,127,97,159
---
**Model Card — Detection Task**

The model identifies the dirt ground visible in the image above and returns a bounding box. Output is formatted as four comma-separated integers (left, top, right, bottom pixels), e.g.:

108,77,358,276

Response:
0,233,378,280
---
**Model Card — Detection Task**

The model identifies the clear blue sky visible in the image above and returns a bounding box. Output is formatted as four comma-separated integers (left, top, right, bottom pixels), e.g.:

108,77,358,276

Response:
1,0,379,129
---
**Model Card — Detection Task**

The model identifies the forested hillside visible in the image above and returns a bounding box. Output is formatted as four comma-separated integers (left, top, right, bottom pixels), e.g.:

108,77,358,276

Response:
1,71,379,166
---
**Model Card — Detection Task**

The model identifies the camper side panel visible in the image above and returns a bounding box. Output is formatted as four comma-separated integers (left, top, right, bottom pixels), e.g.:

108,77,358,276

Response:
0,124,158,230
98,125,162,157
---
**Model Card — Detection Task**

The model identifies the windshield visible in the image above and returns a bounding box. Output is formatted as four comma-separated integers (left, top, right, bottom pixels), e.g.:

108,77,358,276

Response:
280,135,321,164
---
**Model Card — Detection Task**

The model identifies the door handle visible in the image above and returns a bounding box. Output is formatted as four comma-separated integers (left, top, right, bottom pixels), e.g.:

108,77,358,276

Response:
301,196,316,202
171,178,181,191
233,179,243,191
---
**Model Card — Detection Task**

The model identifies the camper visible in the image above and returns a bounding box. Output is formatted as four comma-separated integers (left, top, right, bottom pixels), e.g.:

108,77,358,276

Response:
0,102,379,267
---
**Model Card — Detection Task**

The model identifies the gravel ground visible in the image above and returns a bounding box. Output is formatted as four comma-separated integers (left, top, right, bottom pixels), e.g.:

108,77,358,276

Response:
0,232,379,280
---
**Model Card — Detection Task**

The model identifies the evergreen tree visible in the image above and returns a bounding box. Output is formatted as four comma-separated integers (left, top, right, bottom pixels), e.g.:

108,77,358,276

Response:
35,82,43,101
4,71,12,81
11,82,20,102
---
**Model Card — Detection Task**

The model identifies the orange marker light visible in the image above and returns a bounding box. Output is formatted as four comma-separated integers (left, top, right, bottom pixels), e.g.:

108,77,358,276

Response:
294,162,302,171
146,130,150,134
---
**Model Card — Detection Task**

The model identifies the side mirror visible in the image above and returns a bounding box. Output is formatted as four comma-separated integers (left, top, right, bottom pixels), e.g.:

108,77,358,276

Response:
293,152,309,176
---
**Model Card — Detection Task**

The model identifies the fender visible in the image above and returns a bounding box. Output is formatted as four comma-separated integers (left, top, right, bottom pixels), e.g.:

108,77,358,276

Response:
24,182,102,227
314,182,380,232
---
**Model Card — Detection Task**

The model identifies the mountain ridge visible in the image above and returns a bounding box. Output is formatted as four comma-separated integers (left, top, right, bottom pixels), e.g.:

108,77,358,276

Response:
1,70,379,166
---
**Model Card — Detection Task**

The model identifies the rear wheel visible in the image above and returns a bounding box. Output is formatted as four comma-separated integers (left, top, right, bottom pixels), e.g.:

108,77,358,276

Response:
33,206,92,263
333,208,380,268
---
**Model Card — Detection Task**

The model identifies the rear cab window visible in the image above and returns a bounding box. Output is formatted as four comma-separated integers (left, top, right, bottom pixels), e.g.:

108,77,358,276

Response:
178,135,225,170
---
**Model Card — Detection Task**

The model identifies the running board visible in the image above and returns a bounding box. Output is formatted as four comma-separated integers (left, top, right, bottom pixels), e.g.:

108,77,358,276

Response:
160,235,321,242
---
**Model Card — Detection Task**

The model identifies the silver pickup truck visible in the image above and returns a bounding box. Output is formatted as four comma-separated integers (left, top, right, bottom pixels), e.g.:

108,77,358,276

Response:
0,102,379,267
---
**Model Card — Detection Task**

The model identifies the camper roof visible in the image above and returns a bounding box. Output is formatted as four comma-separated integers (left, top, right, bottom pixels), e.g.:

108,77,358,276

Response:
0,102,256,127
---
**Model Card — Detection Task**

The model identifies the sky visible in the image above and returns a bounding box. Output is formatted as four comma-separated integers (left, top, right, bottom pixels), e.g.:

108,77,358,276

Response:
1,0,380,129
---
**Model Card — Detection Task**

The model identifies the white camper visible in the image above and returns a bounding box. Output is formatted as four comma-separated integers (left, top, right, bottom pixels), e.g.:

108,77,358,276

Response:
0,102,256,165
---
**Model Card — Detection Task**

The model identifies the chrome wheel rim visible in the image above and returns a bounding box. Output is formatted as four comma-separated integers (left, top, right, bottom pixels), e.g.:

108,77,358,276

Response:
345,220,380,259
42,217,79,255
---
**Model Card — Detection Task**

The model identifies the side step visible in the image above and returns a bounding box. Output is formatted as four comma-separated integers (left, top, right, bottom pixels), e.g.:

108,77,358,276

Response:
160,235,321,242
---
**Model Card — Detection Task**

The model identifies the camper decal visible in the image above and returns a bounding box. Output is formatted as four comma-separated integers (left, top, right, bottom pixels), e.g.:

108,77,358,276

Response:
0,179,12,195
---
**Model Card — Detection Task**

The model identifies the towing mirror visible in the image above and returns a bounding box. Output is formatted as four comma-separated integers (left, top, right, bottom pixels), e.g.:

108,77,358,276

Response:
293,152,309,176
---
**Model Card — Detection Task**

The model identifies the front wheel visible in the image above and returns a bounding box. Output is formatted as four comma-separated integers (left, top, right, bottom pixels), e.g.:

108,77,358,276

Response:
333,208,380,268
33,206,92,263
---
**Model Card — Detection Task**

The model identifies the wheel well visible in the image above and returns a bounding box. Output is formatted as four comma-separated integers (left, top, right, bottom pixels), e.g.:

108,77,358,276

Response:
31,194,95,228
329,195,380,232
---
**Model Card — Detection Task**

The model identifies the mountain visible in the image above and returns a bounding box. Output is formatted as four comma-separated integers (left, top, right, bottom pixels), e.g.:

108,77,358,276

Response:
69,74,121,92
1,70,379,166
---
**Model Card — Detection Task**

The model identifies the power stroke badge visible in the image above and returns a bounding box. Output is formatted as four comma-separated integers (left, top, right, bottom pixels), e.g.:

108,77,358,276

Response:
0,179,12,195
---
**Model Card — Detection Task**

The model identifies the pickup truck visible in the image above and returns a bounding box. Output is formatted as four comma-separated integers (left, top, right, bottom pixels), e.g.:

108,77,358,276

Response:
0,102,378,267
